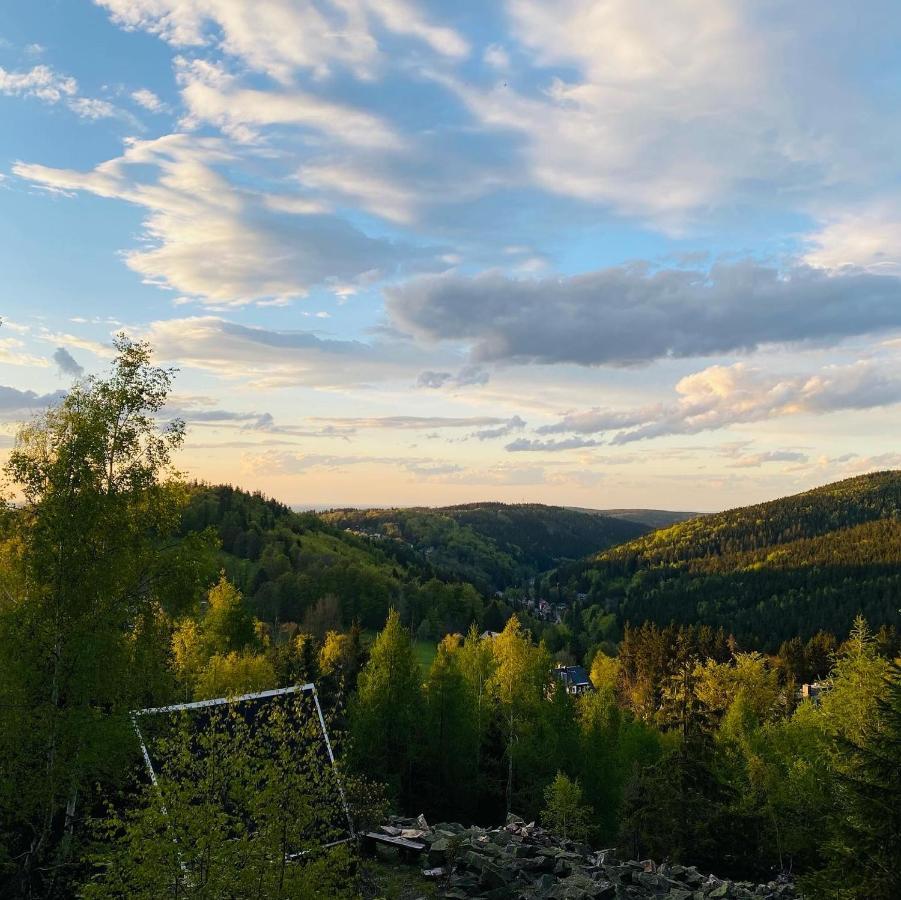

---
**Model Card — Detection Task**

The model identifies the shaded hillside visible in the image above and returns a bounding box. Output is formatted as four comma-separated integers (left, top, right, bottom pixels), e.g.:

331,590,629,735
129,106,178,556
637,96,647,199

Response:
557,471,901,648
180,485,486,635
321,502,648,593
570,507,700,529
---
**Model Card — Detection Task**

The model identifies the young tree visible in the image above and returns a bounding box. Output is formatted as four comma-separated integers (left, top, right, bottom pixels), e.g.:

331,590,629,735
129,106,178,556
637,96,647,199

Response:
488,615,550,816
192,651,276,700
422,634,478,817
542,772,592,842
201,573,258,658
458,624,495,774
0,336,216,895
349,609,423,803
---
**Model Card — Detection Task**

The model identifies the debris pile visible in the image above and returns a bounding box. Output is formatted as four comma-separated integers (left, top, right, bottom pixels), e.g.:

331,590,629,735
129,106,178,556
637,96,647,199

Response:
371,814,797,899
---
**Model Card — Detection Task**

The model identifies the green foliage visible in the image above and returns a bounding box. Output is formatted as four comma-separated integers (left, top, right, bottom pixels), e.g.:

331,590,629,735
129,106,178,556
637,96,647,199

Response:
323,502,646,593
489,615,552,816
192,651,277,700
0,335,217,895
557,472,901,648
82,700,355,898
803,659,901,899
542,772,592,841
349,609,423,804
201,573,259,657
421,634,479,816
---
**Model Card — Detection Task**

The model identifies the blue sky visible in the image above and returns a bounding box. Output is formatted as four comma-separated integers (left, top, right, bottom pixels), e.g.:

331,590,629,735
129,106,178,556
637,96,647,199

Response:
1,0,900,510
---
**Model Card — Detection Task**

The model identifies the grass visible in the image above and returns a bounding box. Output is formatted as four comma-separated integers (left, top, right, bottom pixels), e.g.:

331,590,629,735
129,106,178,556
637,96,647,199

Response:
413,639,437,672
363,630,437,673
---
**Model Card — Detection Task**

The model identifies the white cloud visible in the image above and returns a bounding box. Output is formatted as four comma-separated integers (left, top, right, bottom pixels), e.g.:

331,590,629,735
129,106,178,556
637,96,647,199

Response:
0,64,122,121
0,64,77,102
483,44,510,70
138,315,440,388
297,162,418,224
413,0,899,228
67,97,117,119
0,337,50,368
537,359,901,444
309,414,523,431
805,200,901,276
176,57,400,148
131,88,165,112
97,0,467,83
723,449,810,469
15,134,431,305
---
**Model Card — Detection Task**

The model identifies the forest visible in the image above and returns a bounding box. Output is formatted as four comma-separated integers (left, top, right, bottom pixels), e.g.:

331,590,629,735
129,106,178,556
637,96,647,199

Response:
548,472,901,650
0,339,899,899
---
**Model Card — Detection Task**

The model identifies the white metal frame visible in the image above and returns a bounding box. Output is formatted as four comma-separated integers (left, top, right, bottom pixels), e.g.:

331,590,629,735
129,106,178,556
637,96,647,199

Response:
130,683,355,848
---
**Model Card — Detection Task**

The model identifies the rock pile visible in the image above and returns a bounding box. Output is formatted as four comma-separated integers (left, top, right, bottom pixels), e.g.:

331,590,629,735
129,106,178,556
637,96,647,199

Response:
375,815,796,900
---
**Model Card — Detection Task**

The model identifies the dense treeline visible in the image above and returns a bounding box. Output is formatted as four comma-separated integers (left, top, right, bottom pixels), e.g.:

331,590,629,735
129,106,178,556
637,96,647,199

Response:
321,503,646,593
1,339,899,898
350,612,901,897
553,473,901,649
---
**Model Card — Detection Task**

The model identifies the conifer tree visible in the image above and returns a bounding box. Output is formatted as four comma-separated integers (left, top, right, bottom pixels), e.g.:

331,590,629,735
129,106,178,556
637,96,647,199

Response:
423,634,478,816
488,615,550,816
805,660,901,898
349,609,423,804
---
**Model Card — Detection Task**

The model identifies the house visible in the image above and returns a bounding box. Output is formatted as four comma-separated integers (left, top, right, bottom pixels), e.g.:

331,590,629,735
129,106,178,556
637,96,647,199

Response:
554,664,594,696
796,681,827,704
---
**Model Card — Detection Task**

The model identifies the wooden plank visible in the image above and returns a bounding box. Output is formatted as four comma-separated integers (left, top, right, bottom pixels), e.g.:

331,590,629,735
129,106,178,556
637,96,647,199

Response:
362,831,427,853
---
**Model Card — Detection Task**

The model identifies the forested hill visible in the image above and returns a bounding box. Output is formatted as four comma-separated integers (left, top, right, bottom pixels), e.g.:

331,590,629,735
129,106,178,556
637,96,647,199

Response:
320,502,648,592
557,471,901,648
181,485,479,635
569,507,700,529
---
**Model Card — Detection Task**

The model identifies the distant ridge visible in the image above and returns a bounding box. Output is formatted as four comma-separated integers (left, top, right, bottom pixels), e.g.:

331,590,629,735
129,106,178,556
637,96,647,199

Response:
568,507,701,529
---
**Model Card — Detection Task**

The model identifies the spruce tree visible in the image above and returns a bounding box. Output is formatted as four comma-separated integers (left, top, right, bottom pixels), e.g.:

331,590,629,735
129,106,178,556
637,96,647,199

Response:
806,660,901,899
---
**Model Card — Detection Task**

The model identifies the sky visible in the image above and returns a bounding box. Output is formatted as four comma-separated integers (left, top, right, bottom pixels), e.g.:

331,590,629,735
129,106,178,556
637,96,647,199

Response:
1,0,900,512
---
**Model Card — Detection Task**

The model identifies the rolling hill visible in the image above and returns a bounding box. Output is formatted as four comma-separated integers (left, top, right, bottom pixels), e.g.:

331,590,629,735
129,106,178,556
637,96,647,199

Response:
569,507,701,529
179,488,646,637
556,471,901,648
320,502,648,593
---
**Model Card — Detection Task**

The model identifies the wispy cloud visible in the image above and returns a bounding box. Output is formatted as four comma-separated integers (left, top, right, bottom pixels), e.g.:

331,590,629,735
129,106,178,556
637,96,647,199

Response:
97,0,467,82
537,359,901,444
0,64,119,120
506,436,603,452
15,135,438,306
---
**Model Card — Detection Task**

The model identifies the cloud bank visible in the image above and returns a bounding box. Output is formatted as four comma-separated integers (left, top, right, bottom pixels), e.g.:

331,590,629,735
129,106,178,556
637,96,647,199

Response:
387,262,901,367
